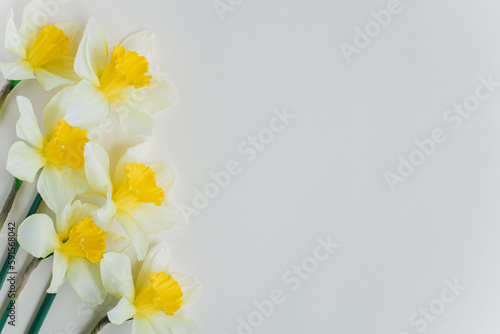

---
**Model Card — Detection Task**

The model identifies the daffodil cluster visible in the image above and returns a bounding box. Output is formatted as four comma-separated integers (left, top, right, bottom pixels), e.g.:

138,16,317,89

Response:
2,2,199,333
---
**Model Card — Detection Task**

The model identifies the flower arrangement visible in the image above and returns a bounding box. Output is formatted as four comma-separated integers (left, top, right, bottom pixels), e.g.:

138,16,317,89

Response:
0,1,199,333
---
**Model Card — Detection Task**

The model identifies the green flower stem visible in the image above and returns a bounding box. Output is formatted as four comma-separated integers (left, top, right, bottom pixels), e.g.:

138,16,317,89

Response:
27,292,56,334
0,178,23,231
0,79,21,117
9,80,21,90
0,257,42,332
0,193,42,290
90,315,111,334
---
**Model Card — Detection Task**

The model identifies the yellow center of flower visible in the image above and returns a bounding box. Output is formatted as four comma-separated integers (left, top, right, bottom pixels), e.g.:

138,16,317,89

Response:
113,162,164,210
60,217,106,263
44,120,89,170
134,272,183,315
99,45,152,98
26,25,70,68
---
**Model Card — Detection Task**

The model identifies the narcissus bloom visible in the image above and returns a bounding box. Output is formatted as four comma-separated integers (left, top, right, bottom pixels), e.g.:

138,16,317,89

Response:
84,141,185,260
6,96,91,213
17,201,130,305
0,0,79,90
101,244,200,333
62,17,177,136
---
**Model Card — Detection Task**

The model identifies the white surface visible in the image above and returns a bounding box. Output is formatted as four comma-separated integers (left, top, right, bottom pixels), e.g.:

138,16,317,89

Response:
1,0,500,333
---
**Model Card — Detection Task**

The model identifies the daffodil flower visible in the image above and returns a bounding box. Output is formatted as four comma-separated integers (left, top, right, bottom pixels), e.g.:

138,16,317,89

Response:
17,200,130,305
100,244,200,333
83,141,185,261
0,0,79,90
6,96,90,213
60,17,177,136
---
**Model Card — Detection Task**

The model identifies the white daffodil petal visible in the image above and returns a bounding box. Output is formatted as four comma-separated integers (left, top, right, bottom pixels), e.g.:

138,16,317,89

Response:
81,202,100,215
47,250,69,293
55,201,84,237
72,168,98,197
129,202,185,234
80,203,105,227
148,314,173,334
53,21,79,50
150,163,176,197
34,68,74,91
65,80,110,127
0,59,35,80
18,214,60,258
149,314,198,334
42,56,78,81
5,8,26,58
136,243,170,292
113,100,154,137
84,117,113,143
170,274,201,308
130,76,178,115
105,231,130,253
67,257,106,305
120,30,154,59
107,297,137,325
96,197,116,230
115,211,150,261
133,315,156,334
84,142,112,196
37,164,76,214
16,96,44,148
19,0,43,48
79,202,110,230
114,140,153,186
43,85,75,138
6,141,46,183
100,252,135,300
74,17,108,85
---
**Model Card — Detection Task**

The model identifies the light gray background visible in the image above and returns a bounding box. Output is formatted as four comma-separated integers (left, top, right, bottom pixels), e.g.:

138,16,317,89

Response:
1,0,500,333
